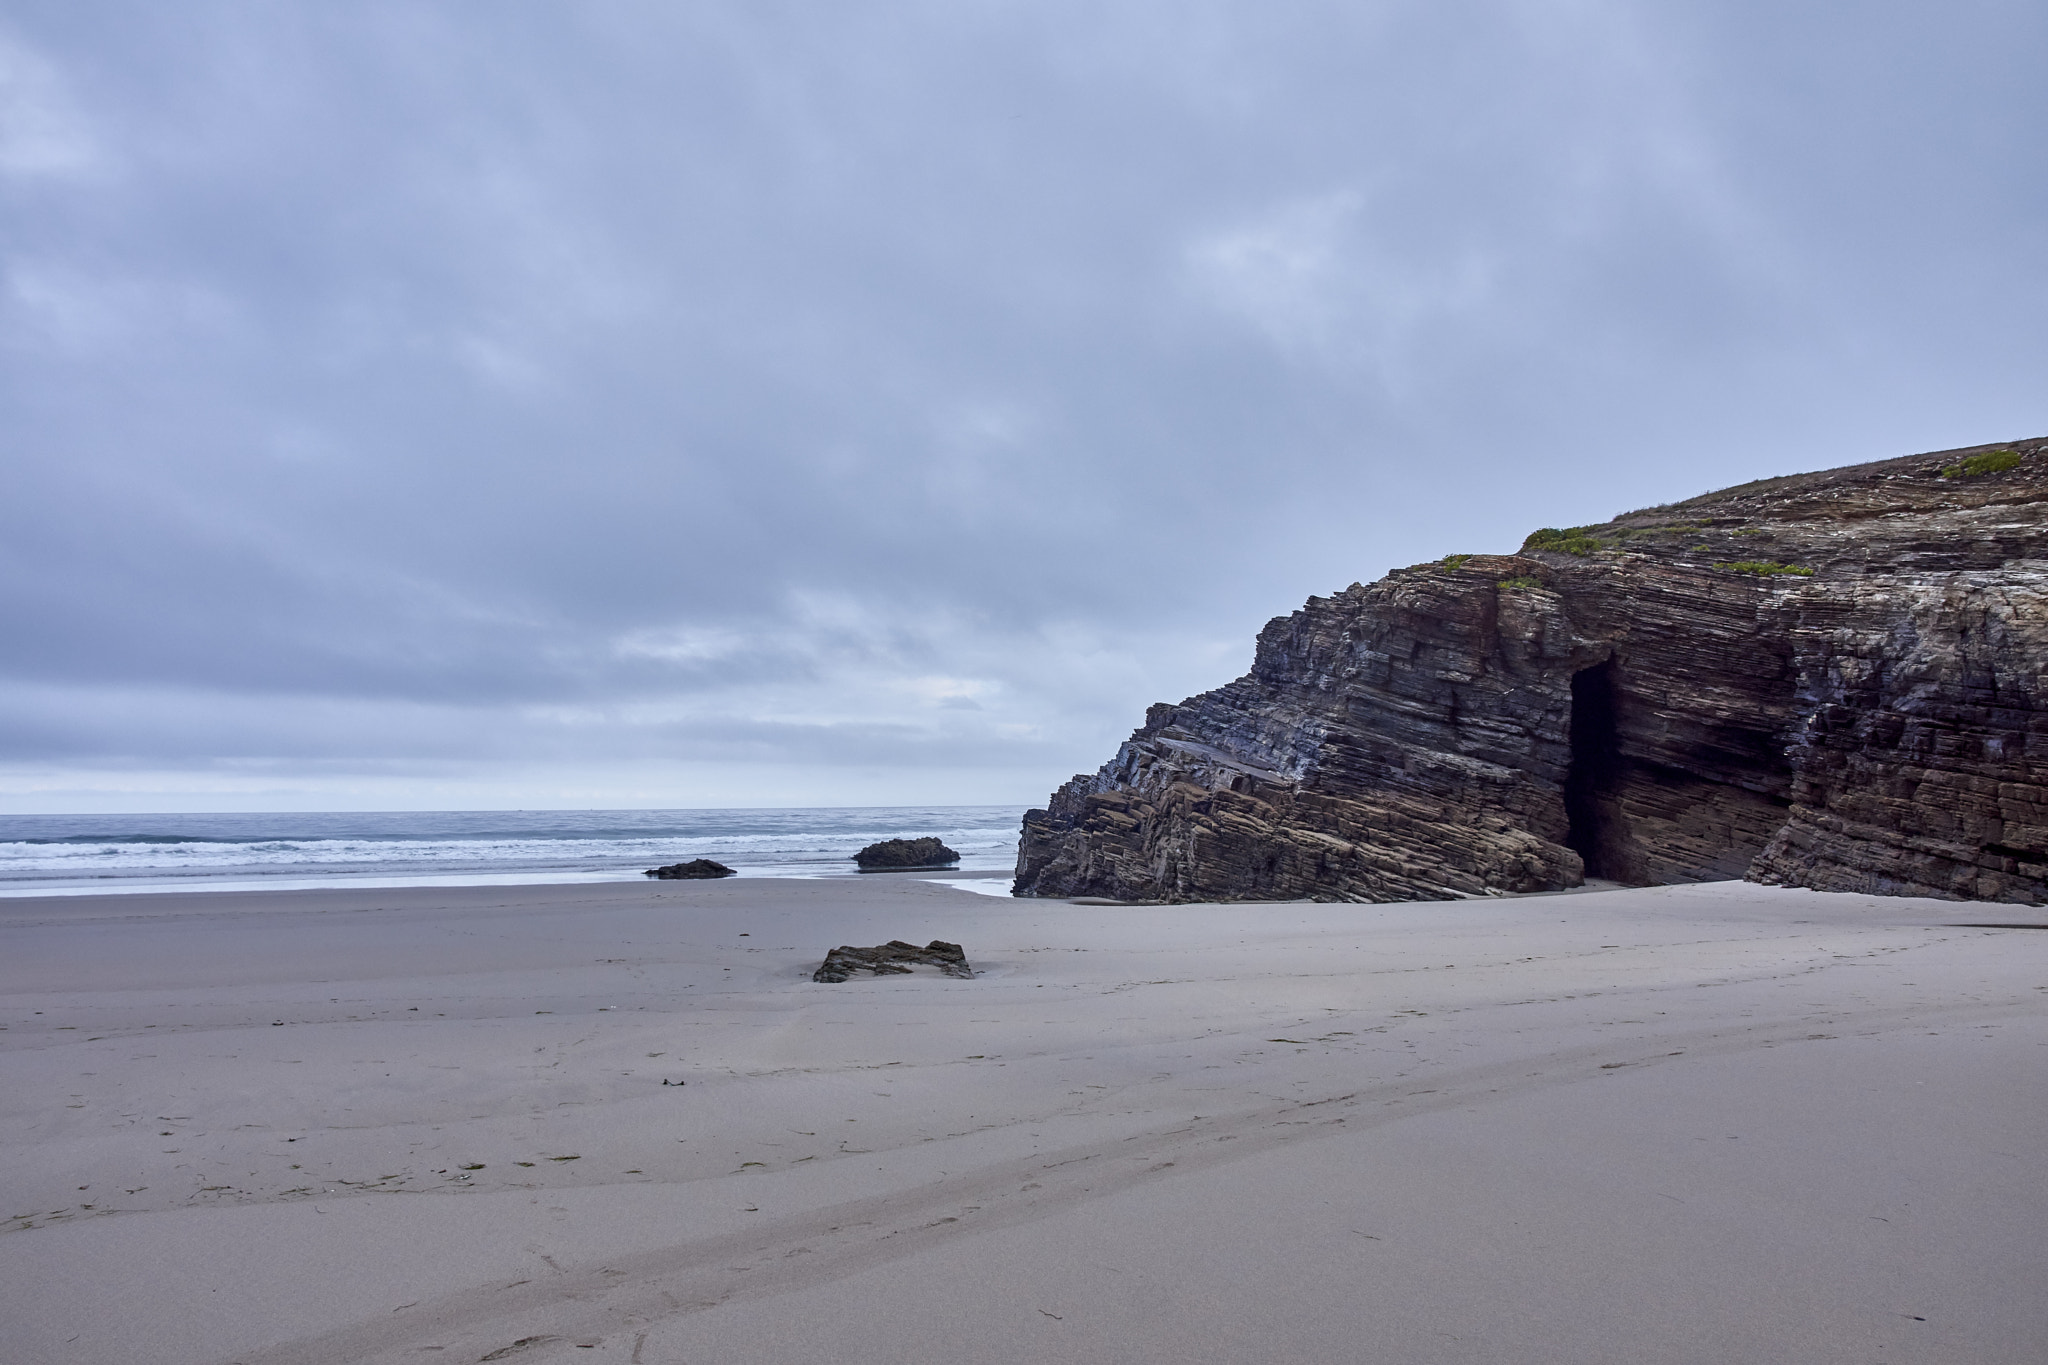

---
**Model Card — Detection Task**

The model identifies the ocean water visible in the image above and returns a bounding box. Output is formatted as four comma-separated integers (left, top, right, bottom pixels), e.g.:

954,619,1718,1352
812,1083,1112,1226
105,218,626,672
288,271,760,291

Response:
0,806,1027,897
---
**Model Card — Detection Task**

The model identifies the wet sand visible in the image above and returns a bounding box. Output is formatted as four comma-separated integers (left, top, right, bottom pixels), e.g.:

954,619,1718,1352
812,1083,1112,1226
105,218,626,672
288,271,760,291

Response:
2,874,2043,1364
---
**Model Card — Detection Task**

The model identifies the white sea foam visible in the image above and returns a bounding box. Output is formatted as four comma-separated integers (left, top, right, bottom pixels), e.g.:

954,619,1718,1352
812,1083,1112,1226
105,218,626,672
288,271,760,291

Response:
0,805,1025,895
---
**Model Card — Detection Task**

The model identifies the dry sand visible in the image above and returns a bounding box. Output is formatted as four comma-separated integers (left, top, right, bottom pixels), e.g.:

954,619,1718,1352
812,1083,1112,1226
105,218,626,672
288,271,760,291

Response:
1,873,2043,1364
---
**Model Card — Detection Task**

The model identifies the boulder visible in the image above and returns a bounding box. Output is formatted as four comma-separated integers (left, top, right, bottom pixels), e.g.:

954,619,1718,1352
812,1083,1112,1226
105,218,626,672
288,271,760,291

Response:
644,859,737,880
812,939,973,982
852,837,960,870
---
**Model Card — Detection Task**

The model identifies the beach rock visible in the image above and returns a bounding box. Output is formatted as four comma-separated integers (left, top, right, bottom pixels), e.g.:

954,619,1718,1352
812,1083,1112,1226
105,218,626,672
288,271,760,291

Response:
853,837,960,870
812,939,973,982
1015,438,2048,907
644,859,737,880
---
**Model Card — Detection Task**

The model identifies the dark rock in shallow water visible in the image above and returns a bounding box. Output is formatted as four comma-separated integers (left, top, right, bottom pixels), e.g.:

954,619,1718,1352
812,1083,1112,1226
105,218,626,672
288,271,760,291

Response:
644,859,737,880
853,837,960,870
1015,438,2048,907
813,939,973,983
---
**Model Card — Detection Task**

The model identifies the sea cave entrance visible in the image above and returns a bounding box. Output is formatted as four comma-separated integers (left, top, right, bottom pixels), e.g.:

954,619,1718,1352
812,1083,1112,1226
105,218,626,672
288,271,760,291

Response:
1564,658,1622,880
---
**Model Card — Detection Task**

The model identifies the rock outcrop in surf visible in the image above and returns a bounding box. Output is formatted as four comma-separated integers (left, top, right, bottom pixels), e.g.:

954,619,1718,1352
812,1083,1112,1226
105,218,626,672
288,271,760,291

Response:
645,859,737,879
1014,439,2048,907
853,837,960,870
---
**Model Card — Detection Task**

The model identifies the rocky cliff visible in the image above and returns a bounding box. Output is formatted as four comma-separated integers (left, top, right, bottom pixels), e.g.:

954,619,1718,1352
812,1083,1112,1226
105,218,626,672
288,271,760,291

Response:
1015,439,2048,906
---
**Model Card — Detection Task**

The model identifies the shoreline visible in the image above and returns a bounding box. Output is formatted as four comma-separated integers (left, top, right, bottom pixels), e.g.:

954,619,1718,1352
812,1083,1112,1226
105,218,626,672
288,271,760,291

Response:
0,804,1029,902
4,876,2043,1362
0,863,1020,901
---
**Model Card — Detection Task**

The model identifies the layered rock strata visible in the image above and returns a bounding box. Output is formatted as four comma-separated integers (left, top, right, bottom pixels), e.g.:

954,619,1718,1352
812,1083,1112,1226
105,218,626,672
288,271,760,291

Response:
1015,439,2048,906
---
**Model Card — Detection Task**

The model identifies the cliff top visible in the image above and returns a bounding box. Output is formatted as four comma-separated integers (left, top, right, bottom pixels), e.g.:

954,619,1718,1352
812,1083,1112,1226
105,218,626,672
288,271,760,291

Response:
1412,436,2048,582
1616,435,2047,523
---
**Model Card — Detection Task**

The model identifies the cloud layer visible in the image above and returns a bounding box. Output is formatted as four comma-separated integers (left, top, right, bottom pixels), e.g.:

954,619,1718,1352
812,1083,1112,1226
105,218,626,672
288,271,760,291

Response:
4,1,2044,810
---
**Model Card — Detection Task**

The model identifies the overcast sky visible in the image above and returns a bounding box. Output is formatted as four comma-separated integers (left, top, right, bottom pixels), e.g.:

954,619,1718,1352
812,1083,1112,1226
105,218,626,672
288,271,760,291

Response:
3,1,2043,812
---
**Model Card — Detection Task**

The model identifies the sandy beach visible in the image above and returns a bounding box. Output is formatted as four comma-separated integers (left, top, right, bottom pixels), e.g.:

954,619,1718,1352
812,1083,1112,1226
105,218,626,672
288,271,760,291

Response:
2,874,2043,1364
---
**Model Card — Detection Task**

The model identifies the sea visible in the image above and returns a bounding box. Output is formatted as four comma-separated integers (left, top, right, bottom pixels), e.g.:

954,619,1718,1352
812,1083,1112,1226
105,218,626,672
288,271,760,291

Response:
0,806,1028,898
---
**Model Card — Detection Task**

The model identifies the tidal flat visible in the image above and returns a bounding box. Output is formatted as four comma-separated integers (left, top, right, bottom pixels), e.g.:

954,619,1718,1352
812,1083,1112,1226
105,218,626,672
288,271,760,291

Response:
2,875,2043,1364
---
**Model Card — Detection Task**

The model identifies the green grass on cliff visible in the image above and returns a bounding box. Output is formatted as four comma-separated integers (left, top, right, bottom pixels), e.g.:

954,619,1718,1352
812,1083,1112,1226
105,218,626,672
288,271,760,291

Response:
1521,526,1605,556
1942,449,2021,478
1439,553,1474,571
1717,560,1815,577
1496,576,1547,591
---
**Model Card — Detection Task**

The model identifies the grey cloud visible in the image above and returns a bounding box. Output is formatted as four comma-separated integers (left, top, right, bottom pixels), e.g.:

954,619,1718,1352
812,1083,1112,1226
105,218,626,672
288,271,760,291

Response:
2,1,2043,808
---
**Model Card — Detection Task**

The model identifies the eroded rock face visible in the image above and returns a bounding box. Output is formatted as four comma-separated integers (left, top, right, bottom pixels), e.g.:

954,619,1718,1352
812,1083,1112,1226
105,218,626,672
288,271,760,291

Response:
1015,439,2048,907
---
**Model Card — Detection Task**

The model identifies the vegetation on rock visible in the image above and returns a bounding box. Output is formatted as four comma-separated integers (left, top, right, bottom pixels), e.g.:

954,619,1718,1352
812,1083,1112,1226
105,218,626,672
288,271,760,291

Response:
1942,448,2021,478
1717,560,1815,577
1521,526,1606,556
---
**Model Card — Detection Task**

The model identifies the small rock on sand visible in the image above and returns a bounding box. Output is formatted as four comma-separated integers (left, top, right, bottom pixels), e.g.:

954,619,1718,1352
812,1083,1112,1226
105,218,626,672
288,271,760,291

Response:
813,939,973,982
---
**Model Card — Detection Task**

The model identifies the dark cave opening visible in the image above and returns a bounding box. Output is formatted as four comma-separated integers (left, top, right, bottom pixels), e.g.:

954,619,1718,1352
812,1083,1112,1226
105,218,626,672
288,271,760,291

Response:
1564,659,1622,879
